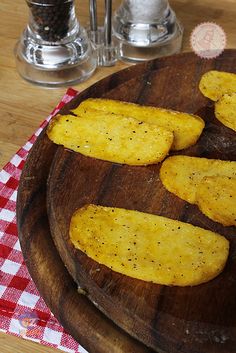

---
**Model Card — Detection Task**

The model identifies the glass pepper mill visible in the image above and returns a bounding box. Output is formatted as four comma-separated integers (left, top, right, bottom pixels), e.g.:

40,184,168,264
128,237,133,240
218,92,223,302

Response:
113,0,183,62
15,0,97,87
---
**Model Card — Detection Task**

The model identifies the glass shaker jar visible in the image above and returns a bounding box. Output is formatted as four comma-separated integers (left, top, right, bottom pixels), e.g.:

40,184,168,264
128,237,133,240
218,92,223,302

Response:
15,0,97,86
113,0,183,62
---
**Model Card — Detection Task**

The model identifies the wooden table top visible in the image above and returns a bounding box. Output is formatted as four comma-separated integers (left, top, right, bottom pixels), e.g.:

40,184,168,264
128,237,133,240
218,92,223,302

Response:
0,0,235,352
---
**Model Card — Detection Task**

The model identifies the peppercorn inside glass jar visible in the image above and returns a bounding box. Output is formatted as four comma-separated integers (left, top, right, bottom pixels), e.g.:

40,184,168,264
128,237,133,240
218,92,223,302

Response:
28,0,75,42
15,0,97,86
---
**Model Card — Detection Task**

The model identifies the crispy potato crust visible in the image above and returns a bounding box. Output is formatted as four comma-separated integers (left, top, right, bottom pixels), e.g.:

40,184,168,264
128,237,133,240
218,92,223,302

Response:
70,205,229,286
199,70,236,102
72,98,205,151
160,156,236,204
196,176,236,226
47,113,173,165
215,93,236,132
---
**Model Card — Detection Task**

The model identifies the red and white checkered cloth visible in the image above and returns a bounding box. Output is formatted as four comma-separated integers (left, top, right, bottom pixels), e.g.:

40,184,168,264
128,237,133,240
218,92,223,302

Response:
0,88,88,353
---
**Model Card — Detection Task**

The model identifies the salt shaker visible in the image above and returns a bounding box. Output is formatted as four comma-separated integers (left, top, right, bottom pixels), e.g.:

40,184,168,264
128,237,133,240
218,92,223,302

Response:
113,0,183,62
15,0,97,87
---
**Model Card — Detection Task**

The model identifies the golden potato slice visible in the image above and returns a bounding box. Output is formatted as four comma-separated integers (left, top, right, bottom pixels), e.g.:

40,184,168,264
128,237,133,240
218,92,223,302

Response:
47,112,173,165
199,70,236,101
72,98,205,151
196,176,236,226
70,204,229,286
215,93,236,132
160,156,236,204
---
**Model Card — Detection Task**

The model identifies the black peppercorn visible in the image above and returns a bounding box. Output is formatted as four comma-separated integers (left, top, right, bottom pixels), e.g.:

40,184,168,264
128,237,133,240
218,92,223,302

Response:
27,0,73,42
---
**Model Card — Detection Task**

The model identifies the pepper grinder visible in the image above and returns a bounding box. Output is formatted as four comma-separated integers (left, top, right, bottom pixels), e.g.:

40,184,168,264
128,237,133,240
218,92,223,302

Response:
15,0,97,87
113,0,183,62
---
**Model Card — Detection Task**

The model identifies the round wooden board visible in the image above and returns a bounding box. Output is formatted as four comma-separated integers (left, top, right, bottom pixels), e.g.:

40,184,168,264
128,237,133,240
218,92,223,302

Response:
17,51,236,353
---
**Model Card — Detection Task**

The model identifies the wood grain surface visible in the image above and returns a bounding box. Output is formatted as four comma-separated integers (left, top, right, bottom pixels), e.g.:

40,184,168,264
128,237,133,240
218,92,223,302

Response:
18,51,236,353
1,0,236,352
46,51,236,353
17,129,154,353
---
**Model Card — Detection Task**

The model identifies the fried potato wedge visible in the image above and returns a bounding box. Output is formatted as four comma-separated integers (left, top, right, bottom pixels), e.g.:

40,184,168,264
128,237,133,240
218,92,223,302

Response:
72,98,205,151
196,176,236,226
47,112,173,165
215,93,236,132
160,156,236,204
199,70,236,101
70,204,229,286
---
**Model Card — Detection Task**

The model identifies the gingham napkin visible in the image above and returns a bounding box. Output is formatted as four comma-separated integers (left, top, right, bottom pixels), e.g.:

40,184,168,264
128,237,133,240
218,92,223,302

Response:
0,88,88,353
